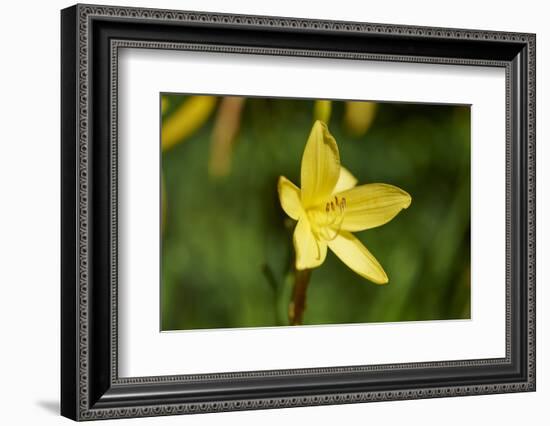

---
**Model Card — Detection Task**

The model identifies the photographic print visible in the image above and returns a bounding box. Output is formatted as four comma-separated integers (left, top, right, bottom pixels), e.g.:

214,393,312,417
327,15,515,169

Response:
160,95,471,331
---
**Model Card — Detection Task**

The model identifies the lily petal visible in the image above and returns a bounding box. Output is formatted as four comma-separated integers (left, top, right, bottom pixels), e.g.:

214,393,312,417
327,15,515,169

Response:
338,183,411,232
294,217,327,270
278,176,302,220
300,120,340,208
162,96,217,151
328,231,388,284
333,166,358,193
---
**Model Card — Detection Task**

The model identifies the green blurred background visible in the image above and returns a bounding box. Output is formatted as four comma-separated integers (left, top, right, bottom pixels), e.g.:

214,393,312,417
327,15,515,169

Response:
161,94,471,331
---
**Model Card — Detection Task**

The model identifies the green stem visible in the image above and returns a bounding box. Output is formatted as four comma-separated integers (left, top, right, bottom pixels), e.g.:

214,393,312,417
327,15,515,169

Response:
261,264,283,326
288,269,312,326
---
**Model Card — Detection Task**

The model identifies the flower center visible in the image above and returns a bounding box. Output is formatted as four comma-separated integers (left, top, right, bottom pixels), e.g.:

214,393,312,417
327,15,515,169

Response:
308,195,347,241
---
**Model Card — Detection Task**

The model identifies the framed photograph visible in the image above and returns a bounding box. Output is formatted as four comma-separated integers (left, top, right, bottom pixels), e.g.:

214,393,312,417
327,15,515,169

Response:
61,3,536,421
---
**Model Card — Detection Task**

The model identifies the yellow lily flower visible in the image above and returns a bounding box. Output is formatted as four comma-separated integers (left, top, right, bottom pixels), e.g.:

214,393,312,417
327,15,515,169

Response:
344,101,378,137
313,100,378,137
278,120,411,284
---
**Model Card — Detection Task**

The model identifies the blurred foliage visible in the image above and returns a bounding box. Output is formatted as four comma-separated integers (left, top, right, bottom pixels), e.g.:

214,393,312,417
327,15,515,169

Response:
161,95,470,330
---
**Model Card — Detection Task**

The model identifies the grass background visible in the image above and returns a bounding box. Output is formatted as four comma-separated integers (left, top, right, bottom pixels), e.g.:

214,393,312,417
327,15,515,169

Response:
161,96,471,330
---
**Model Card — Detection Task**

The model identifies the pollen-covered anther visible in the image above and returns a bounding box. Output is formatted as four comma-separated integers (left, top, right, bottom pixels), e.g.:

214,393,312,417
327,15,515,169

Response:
318,195,347,242
338,196,346,213
325,196,346,216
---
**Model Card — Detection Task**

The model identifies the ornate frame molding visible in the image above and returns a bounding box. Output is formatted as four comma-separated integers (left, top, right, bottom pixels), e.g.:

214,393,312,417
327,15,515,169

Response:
61,4,535,421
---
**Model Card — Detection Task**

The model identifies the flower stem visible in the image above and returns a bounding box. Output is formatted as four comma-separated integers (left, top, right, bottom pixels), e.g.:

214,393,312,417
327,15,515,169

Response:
208,96,245,177
288,269,312,326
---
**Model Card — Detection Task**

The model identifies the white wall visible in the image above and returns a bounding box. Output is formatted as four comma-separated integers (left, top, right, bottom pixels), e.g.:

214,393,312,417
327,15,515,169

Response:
0,0,546,424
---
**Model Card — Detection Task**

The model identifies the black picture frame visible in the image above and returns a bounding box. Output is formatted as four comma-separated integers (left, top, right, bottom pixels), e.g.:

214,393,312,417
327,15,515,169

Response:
61,3,536,421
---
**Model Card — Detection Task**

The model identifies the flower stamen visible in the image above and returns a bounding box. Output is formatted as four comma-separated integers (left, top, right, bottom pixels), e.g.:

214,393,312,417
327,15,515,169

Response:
319,196,346,241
